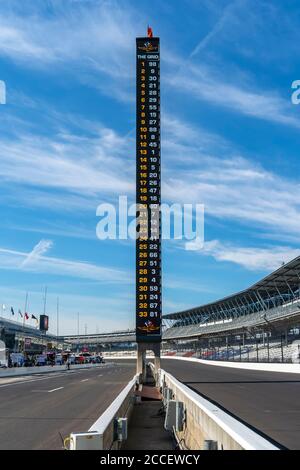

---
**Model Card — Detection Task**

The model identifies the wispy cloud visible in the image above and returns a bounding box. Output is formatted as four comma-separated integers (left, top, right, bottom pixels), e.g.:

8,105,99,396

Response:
190,0,241,58
167,63,300,129
186,239,300,272
3,110,300,245
0,0,142,101
20,239,53,268
0,123,134,197
162,116,300,242
0,244,128,283
1,0,298,129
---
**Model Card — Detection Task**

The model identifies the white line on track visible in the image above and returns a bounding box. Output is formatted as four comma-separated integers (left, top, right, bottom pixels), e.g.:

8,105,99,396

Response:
0,369,91,388
80,379,89,382
98,374,103,377
48,387,64,393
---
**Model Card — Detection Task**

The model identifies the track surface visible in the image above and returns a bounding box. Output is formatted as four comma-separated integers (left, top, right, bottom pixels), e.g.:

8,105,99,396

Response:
0,361,135,450
162,359,300,450
1,358,300,450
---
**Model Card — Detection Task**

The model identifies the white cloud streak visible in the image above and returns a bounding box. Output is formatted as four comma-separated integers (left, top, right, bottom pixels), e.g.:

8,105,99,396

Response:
162,116,300,241
167,63,300,129
0,244,128,283
0,125,134,197
0,0,142,101
190,0,241,57
20,239,53,268
2,111,300,245
0,0,298,128
186,239,300,272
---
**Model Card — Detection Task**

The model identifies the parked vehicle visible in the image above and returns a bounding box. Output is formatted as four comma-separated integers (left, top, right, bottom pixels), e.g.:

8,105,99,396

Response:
36,355,47,366
55,354,63,365
10,353,24,367
92,355,104,364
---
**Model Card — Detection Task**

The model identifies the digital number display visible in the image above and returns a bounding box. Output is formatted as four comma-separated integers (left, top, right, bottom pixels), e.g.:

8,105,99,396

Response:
136,37,161,342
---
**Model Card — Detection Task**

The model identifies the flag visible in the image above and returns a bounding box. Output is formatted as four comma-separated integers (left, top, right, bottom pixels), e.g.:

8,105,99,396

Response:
25,312,29,320
18,309,23,318
2,304,6,311
11,307,15,316
147,25,153,38
31,314,37,320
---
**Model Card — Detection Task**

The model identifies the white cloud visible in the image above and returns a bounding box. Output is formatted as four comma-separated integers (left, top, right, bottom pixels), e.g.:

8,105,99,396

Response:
190,0,240,57
20,239,53,268
2,110,300,245
0,0,142,101
0,0,298,129
0,244,127,283
162,117,300,241
167,63,300,129
0,125,134,197
186,238,300,271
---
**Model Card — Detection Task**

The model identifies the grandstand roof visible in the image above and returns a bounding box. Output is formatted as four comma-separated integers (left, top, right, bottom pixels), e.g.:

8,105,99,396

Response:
163,255,300,320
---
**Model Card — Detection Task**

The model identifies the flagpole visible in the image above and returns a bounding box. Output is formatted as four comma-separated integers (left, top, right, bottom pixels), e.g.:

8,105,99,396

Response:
23,292,28,352
23,292,28,327
42,286,48,352
56,297,59,341
77,312,80,353
43,286,47,315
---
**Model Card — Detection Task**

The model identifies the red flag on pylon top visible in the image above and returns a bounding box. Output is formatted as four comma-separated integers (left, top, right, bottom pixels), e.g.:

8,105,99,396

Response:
147,26,153,38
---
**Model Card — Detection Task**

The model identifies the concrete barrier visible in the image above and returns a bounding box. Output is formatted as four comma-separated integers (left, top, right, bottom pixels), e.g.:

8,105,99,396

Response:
163,356,300,373
0,362,106,378
104,353,300,373
69,374,138,450
159,368,278,450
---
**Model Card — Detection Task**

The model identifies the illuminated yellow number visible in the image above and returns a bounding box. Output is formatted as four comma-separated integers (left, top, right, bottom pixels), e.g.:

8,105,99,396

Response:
139,312,148,317
139,303,147,309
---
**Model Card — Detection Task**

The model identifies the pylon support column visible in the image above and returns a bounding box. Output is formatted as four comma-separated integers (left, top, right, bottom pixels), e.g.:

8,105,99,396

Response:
137,342,161,383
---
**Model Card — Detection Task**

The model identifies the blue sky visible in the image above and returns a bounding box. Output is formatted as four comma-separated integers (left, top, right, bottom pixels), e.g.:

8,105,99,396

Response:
1,0,300,335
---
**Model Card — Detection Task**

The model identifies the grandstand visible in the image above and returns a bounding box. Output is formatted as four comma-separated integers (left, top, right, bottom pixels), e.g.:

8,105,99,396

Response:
162,256,300,351
63,330,135,352
0,316,61,352
2,256,300,360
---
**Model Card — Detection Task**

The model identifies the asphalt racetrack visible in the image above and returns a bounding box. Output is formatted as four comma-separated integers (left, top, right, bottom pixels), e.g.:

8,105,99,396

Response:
162,358,300,450
0,361,135,450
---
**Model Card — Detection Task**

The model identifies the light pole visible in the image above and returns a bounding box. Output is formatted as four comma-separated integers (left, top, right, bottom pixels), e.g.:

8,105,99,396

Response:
56,297,59,349
77,312,79,353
